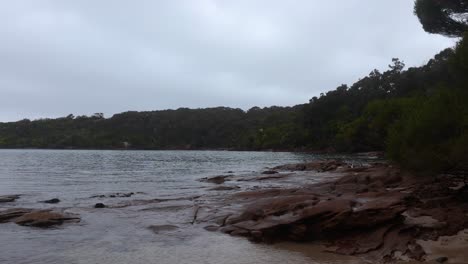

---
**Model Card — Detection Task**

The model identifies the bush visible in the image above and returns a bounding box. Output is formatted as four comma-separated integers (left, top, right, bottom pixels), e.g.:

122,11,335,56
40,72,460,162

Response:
387,89,468,173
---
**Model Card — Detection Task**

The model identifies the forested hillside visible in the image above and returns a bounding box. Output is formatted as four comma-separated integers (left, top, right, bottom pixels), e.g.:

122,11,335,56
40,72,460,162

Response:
0,105,306,150
1,0,467,174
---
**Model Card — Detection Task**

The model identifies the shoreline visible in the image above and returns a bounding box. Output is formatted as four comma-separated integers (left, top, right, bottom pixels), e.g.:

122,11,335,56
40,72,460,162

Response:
197,160,468,263
0,147,384,159
1,155,465,263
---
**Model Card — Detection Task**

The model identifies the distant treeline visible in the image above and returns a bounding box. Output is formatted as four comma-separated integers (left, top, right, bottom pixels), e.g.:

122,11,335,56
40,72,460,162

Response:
1,1,468,174
0,105,307,151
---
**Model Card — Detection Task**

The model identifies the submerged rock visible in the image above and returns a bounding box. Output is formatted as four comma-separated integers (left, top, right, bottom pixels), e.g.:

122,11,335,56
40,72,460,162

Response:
90,192,135,198
0,195,20,203
199,175,231,184
261,170,278,175
41,198,60,204
94,203,106,208
209,186,240,191
148,225,178,234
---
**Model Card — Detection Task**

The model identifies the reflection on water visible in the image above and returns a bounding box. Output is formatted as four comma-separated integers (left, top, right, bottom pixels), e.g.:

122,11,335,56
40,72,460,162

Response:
0,150,362,264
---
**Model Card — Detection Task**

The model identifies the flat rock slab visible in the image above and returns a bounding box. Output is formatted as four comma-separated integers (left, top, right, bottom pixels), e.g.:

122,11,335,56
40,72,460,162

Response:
90,192,137,198
0,195,21,203
209,186,240,191
199,175,231,184
14,210,80,228
148,225,179,234
273,160,346,172
0,208,33,223
0,208,80,228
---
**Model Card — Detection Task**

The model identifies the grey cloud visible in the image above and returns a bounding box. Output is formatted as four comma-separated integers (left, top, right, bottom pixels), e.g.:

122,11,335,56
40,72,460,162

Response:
0,0,456,121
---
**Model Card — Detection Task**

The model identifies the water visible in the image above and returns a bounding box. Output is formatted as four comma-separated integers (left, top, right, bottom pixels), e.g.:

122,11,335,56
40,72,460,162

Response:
0,149,361,264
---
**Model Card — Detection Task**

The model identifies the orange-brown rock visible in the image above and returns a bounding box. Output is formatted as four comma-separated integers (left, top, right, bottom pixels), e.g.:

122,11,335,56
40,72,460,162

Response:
199,175,231,184
273,160,346,172
14,210,80,227
0,208,33,223
0,208,80,228
200,160,468,262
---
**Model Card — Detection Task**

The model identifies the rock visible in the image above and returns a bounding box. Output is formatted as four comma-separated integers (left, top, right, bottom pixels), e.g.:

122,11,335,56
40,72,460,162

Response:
14,210,80,227
435,256,448,263
262,170,278,175
197,159,468,263
1,209,80,228
94,203,106,208
0,208,33,223
0,195,20,203
199,175,230,184
257,174,289,181
204,225,220,232
218,184,408,246
209,186,240,191
148,225,178,234
273,163,306,171
332,225,394,255
90,192,135,198
273,160,344,172
42,198,60,204
403,213,446,229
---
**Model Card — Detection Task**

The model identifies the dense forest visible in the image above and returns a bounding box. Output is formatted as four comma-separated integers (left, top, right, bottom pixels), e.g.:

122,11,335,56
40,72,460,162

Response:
1,0,467,174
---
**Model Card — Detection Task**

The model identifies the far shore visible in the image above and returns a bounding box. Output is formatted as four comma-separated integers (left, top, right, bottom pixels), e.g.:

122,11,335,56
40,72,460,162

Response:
0,147,383,157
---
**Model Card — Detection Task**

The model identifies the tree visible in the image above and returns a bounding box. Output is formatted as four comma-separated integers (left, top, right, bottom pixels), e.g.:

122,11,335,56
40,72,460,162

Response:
414,0,468,37
92,113,104,119
389,58,405,73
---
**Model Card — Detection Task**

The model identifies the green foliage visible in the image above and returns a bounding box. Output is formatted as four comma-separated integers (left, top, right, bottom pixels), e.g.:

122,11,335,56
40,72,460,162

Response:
387,89,468,173
414,0,468,37
335,97,420,152
451,32,468,83
0,106,308,150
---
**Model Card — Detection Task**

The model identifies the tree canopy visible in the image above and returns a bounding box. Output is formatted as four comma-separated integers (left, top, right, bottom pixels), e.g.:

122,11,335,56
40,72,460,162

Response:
414,0,468,37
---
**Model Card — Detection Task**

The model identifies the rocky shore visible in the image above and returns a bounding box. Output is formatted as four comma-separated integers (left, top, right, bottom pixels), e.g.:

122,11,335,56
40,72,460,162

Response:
1,159,466,263
197,160,468,263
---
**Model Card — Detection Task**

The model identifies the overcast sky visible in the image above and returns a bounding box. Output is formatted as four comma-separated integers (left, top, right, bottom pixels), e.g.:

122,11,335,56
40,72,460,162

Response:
0,0,456,122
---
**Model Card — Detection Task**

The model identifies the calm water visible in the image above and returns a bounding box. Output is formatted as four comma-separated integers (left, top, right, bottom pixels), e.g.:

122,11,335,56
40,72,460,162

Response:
0,150,361,264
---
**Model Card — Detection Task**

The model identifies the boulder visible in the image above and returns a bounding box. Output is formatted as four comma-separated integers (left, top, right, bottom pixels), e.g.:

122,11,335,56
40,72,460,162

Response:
94,203,106,208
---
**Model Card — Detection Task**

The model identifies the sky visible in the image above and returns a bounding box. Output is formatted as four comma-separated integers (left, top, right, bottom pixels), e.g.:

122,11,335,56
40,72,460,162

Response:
0,0,456,122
